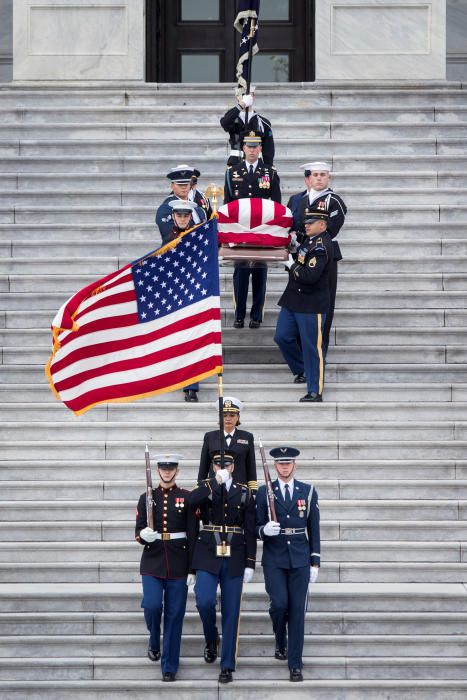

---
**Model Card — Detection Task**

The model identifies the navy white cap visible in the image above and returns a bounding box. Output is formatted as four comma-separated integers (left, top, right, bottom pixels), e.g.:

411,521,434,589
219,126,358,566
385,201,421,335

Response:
223,396,243,413
269,446,300,462
168,199,198,214
301,161,331,173
166,165,195,183
154,453,183,468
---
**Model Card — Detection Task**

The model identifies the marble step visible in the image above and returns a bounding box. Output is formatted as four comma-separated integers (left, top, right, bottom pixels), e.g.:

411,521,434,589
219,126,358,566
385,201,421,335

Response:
2,154,467,175
1,458,462,481
3,402,467,423
0,561,466,585
0,581,465,612
1,499,466,523
2,655,467,682
3,105,467,124
4,272,466,293
1,540,463,564
1,679,467,700
3,519,467,543
2,477,465,502
1,610,467,637
2,438,467,461
3,137,466,158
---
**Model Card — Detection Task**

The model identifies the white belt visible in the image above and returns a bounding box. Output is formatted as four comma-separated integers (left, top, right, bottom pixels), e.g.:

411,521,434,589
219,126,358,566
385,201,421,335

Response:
154,532,187,541
230,149,243,157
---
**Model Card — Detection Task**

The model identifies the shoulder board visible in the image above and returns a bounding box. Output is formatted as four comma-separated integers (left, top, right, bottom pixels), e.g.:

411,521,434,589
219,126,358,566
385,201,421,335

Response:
227,165,233,170
236,481,247,488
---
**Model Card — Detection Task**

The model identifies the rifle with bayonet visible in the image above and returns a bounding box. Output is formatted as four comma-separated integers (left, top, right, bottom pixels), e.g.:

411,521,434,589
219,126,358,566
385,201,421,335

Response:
145,444,154,530
259,439,277,522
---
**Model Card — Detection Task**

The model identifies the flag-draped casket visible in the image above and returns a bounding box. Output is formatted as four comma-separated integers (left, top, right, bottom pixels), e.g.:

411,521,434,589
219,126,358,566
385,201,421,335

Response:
217,198,292,249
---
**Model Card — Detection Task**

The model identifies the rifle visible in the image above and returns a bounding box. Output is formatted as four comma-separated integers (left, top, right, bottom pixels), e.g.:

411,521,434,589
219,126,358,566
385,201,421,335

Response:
145,444,154,530
259,439,277,522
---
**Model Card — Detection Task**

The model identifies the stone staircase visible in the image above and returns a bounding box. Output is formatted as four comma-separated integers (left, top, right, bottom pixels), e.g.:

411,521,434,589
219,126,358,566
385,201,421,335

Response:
0,81,466,699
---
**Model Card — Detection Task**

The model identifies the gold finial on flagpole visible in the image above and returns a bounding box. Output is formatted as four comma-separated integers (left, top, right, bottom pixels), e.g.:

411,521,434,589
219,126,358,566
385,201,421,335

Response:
205,183,224,215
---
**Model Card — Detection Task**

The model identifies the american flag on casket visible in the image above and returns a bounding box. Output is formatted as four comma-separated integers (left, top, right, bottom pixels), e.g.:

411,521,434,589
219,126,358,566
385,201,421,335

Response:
217,198,293,248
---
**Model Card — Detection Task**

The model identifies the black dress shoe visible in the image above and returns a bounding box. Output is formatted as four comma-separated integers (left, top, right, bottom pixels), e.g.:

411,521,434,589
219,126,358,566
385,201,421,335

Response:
290,668,303,682
162,672,176,682
274,646,287,661
249,320,261,329
299,392,322,402
203,637,219,663
293,374,306,384
219,669,233,684
233,319,244,329
147,648,161,662
184,389,199,403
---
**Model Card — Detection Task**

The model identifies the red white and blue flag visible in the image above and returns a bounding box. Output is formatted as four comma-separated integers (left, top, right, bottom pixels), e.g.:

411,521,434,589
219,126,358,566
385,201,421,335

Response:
218,198,292,248
45,219,223,415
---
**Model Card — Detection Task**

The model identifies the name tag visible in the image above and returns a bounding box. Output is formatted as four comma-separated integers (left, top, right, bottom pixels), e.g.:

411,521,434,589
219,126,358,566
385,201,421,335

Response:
237,439,249,445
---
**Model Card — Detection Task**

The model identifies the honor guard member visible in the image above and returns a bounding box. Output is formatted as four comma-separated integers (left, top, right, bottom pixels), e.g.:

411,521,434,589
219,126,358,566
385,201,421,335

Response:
224,131,281,329
188,167,213,219
156,165,207,245
135,454,198,682
191,451,257,684
287,162,347,356
197,396,257,492
256,447,320,682
274,205,333,402
166,200,201,403
220,89,275,166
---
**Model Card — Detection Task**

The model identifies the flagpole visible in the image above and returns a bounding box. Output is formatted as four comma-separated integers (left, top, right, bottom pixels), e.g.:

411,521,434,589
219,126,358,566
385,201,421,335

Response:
244,16,256,124
218,373,224,468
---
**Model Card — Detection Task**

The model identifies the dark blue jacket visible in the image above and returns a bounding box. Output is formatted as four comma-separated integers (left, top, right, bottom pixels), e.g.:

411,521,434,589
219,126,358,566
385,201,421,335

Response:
256,478,320,568
155,194,207,244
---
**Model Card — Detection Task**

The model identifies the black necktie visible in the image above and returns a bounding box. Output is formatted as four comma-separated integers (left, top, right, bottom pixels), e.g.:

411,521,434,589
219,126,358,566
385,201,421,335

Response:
249,165,254,176
284,483,291,507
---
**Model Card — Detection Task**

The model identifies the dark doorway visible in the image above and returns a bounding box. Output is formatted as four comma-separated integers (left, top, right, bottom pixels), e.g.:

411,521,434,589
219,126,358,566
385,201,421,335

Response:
146,1,314,83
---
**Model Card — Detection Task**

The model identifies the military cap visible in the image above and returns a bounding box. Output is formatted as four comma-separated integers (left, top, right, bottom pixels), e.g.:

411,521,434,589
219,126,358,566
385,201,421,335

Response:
301,161,331,174
222,396,243,413
269,446,300,462
211,452,235,467
154,453,183,468
242,130,262,146
303,200,329,223
168,199,198,215
166,164,195,183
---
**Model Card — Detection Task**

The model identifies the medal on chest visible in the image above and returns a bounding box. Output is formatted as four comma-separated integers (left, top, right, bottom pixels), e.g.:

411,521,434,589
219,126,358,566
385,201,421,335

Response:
175,497,185,509
297,499,307,517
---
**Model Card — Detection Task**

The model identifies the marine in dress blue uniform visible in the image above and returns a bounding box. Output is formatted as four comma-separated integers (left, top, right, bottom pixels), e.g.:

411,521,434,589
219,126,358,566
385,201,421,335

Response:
135,454,198,682
197,396,257,492
191,452,257,684
224,131,281,329
256,447,320,682
288,162,347,355
220,91,275,166
274,203,334,402
155,165,207,245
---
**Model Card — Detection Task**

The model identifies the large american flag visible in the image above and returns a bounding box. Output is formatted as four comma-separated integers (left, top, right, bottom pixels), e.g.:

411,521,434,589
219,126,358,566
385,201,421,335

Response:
235,0,260,96
218,198,292,248
45,219,223,415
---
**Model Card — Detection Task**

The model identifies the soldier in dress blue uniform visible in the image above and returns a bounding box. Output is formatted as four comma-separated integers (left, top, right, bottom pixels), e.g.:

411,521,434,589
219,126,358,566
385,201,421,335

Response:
155,165,207,245
287,162,347,356
189,168,213,219
274,204,334,402
191,451,257,684
220,89,275,166
197,396,257,492
224,131,281,329
135,454,198,682
256,447,320,682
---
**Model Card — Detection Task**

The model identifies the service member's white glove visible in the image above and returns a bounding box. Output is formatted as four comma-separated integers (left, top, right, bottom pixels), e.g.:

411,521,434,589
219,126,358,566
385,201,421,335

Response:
263,521,281,537
288,232,298,252
140,527,158,543
242,93,254,108
284,254,295,270
215,468,230,485
243,567,254,584
309,566,319,585
186,573,196,588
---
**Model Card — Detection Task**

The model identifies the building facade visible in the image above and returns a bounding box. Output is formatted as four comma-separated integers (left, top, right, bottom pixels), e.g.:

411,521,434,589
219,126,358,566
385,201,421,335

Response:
0,0,466,82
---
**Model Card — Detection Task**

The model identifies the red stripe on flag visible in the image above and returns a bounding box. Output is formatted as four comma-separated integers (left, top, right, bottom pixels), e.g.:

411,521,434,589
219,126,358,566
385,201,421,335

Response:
250,197,263,230
64,355,223,413
74,289,136,322
51,307,221,375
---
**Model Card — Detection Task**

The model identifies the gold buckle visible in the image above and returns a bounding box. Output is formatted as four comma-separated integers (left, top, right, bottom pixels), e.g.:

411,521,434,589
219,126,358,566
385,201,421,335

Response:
216,543,231,557
161,533,171,541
